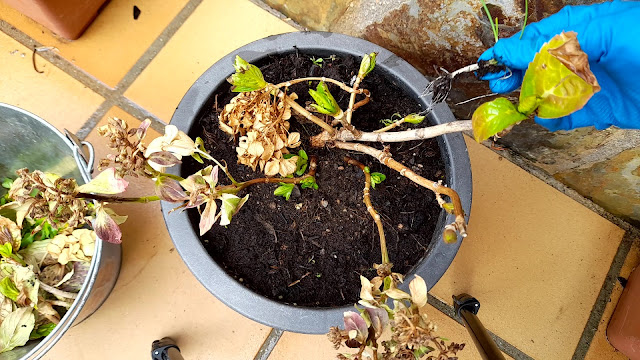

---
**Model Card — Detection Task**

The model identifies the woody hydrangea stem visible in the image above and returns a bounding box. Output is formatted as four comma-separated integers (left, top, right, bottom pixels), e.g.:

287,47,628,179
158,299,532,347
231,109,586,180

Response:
333,142,467,237
344,156,389,264
217,156,318,194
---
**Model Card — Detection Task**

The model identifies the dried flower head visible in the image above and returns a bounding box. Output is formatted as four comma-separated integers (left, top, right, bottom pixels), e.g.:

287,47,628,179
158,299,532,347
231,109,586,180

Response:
0,216,21,252
8,169,87,231
219,88,302,176
98,117,151,177
46,229,95,265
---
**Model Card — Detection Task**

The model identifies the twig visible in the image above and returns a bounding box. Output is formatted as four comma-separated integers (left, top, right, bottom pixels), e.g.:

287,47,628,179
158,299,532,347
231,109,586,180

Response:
345,76,364,125
275,77,364,94
288,271,311,287
455,93,498,106
39,282,78,300
284,95,336,135
333,142,467,237
312,120,472,146
77,193,160,203
49,300,72,308
374,119,406,133
344,157,389,264
217,156,318,194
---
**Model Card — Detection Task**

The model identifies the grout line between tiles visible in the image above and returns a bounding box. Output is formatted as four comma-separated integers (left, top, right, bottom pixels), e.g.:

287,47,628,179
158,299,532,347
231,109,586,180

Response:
427,294,535,360
112,0,203,93
570,232,636,360
76,99,114,139
254,328,284,360
77,0,204,137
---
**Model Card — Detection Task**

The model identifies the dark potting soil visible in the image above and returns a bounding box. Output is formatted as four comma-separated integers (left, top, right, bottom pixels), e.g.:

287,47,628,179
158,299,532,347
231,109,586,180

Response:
184,52,446,307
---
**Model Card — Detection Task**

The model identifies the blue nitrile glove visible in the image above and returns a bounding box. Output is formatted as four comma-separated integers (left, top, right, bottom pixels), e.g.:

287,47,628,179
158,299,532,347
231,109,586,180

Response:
478,0,640,131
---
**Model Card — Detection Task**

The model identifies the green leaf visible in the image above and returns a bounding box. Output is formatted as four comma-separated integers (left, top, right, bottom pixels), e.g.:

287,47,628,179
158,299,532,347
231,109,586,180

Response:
30,323,55,340
0,278,18,302
363,166,370,174
383,276,392,291
308,81,342,117
283,153,295,160
0,307,34,353
414,345,435,359
295,150,308,176
310,57,323,67
0,244,12,260
274,183,294,201
191,152,203,164
0,179,12,190
519,32,600,119
472,98,527,142
229,55,267,92
403,114,425,124
370,172,386,189
358,53,377,78
300,177,318,190
219,194,249,226
380,118,394,126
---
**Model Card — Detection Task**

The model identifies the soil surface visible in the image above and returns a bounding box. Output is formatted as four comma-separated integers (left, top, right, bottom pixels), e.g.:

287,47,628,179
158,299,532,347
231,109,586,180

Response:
184,51,446,307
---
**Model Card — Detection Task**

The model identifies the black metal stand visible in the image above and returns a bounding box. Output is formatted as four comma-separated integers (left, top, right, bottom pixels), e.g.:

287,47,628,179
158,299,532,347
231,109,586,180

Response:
151,337,185,360
453,294,505,360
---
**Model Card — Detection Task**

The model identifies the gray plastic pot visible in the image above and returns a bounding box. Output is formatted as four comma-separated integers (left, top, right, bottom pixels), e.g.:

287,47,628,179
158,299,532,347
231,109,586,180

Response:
0,103,121,359
163,32,472,334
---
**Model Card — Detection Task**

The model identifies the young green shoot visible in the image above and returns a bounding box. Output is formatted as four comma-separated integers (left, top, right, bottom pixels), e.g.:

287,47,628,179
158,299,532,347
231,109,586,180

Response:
370,172,386,189
274,183,295,201
520,0,528,39
480,0,499,43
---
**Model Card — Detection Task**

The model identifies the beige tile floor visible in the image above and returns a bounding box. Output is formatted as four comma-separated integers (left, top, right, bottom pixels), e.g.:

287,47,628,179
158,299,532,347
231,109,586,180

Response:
0,1,637,359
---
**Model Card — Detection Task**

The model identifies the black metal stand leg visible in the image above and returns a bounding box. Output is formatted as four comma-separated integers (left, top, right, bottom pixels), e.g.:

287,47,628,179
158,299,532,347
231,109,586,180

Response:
151,337,185,360
453,294,505,360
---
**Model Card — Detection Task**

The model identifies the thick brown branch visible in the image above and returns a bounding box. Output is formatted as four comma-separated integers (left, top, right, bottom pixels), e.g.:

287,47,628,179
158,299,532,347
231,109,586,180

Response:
343,156,389,264
333,142,467,237
218,156,318,194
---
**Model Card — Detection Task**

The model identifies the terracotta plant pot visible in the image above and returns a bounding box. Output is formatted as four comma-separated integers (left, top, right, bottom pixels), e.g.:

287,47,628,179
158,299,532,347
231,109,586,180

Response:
161,32,472,333
3,0,109,40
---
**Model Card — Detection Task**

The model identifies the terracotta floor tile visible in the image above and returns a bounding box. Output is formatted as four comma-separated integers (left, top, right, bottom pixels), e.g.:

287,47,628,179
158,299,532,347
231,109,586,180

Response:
44,109,271,359
124,0,295,122
584,239,640,360
430,136,625,359
0,0,188,87
269,305,512,360
0,31,102,133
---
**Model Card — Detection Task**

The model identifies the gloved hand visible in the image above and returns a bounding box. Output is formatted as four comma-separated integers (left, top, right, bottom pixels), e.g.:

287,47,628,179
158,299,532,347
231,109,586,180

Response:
478,0,640,131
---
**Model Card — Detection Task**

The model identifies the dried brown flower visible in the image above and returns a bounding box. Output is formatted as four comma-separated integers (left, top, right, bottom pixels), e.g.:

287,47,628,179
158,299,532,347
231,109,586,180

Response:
9,169,88,231
219,88,302,176
97,117,151,178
